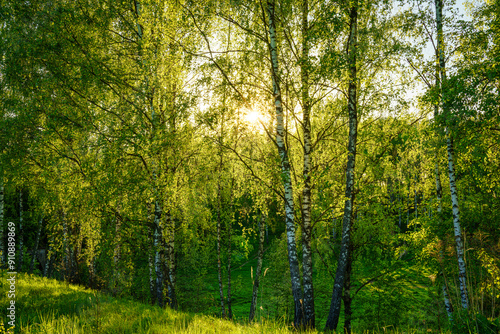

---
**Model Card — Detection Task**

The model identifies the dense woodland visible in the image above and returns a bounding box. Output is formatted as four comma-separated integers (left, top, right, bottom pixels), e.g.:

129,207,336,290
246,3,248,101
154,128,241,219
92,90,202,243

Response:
0,0,499,332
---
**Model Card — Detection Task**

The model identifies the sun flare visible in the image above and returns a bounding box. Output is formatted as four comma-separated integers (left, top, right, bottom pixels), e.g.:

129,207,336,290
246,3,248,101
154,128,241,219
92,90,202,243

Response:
244,110,261,124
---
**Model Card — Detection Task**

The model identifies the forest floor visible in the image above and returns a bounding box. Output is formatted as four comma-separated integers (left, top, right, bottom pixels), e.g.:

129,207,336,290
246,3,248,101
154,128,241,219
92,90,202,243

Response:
0,270,450,334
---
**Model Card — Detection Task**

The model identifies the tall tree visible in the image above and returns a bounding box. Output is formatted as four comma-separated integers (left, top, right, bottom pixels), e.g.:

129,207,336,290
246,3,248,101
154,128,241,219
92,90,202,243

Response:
434,0,469,310
266,0,304,327
325,0,358,330
300,0,315,327
249,213,266,322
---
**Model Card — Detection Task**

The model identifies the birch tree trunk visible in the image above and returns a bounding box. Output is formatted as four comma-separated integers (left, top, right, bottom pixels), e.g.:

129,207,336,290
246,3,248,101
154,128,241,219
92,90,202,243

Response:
43,245,51,278
435,154,443,213
342,245,353,334
147,203,156,304
267,0,304,327
30,216,43,274
113,210,122,297
165,211,177,309
217,179,226,318
249,214,266,322
62,211,70,281
148,249,155,304
435,0,469,310
226,209,232,319
91,257,96,288
153,200,164,307
300,0,315,328
325,3,358,330
443,273,454,320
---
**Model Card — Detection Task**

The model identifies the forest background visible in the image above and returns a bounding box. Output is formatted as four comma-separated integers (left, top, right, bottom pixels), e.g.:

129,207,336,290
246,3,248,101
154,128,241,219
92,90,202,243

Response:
0,0,499,332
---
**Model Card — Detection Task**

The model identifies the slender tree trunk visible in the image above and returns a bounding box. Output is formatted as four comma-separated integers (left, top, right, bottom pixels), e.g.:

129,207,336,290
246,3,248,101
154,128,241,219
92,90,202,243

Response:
267,0,304,327
226,209,233,319
113,210,122,296
414,175,418,219
435,155,443,213
147,203,156,304
217,180,226,318
18,190,24,272
435,0,469,310
343,245,353,334
62,211,70,281
443,280,454,320
446,137,469,309
301,0,315,328
249,214,266,322
44,245,51,278
325,3,358,331
165,211,177,309
153,200,164,307
148,250,155,304
30,216,43,274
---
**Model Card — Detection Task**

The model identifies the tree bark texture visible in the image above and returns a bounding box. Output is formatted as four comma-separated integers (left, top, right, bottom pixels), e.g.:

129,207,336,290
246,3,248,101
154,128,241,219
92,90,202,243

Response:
153,200,164,307
435,0,469,310
301,0,315,328
343,245,353,334
165,211,177,309
267,0,304,327
443,282,454,320
227,209,233,319
325,3,358,331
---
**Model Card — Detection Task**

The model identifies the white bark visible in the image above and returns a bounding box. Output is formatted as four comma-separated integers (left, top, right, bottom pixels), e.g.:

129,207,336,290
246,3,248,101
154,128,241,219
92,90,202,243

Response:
44,245,51,277
153,200,164,307
435,0,469,310
443,283,454,320
446,136,469,309
301,0,315,328
267,0,304,327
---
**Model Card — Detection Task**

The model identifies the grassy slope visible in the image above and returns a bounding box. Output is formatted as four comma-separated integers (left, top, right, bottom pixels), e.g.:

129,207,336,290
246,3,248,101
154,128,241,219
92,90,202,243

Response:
0,270,315,334
0,270,446,334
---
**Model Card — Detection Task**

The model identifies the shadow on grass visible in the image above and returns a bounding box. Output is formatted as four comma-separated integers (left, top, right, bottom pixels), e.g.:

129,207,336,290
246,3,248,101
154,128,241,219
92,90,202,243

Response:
0,270,197,334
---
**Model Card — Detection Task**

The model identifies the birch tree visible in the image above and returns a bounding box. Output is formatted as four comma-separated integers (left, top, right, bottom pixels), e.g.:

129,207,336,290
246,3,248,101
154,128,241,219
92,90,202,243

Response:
249,213,266,322
434,0,469,310
300,0,315,327
325,0,358,330
266,0,304,327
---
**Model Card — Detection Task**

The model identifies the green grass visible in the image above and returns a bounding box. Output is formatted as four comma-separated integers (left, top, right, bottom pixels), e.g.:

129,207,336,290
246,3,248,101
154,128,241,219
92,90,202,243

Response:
0,270,450,333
